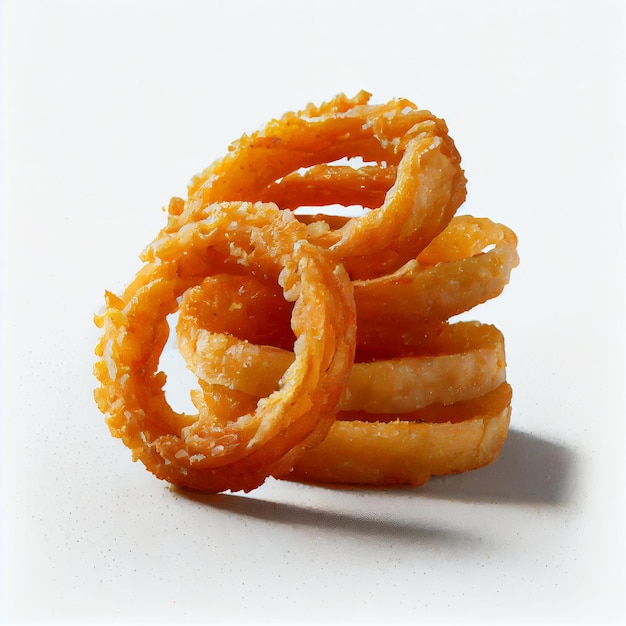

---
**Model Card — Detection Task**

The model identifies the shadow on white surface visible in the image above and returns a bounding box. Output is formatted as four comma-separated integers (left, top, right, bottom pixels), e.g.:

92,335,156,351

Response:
174,430,575,540
179,490,479,546
417,429,576,506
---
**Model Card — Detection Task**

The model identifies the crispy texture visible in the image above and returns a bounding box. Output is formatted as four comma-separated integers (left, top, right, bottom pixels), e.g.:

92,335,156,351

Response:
280,384,513,487
94,202,356,493
94,92,518,492
177,276,506,412
186,381,513,487
174,213,519,359
353,215,520,353
184,91,467,279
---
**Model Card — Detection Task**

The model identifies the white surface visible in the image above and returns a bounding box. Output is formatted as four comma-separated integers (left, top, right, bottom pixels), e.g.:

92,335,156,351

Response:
2,1,625,624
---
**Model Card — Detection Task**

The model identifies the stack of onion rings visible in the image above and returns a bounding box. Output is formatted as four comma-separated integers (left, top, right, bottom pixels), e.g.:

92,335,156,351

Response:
94,92,518,492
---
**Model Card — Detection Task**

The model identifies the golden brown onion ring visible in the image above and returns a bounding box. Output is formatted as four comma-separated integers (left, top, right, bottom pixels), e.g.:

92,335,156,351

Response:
353,214,519,351
174,211,519,362
94,93,519,493
93,202,356,493
188,92,444,198
176,273,506,413
281,383,512,487
183,92,466,278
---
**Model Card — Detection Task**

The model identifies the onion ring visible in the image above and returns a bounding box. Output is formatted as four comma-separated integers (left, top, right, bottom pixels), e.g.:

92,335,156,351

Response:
353,214,519,354
281,383,513,487
94,92,519,492
187,380,513,487
176,276,506,413
93,201,356,493
183,91,467,278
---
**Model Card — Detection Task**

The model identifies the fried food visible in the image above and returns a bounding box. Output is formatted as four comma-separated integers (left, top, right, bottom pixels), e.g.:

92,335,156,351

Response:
94,92,518,493
177,277,506,412
353,214,519,355
185,91,467,279
94,202,356,493
281,384,513,487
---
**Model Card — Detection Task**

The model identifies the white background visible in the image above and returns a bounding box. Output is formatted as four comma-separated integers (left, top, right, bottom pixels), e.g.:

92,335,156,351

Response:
2,1,625,624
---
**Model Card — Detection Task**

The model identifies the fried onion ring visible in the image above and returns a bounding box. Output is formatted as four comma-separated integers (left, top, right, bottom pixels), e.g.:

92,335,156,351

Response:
184,91,467,279
176,275,506,413
280,383,513,487
172,213,519,361
93,202,356,493
353,214,520,354
94,92,519,493
186,380,512,488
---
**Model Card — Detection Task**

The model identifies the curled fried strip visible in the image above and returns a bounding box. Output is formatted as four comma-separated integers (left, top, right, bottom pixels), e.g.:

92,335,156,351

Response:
339,323,505,412
336,381,512,424
188,92,444,198
311,134,466,278
258,164,396,211
280,383,513,487
93,202,356,493
94,93,519,492
175,273,295,352
176,271,506,413
173,212,519,360
189,381,513,487
353,215,520,350
183,92,466,278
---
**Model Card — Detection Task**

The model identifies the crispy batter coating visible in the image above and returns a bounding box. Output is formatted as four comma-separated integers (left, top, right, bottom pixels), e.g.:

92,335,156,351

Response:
177,277,507,412
186,91,466,279
94,93,518,492
94,203,356,492
282,387,512,487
